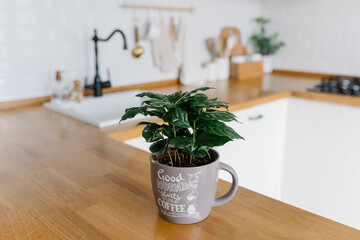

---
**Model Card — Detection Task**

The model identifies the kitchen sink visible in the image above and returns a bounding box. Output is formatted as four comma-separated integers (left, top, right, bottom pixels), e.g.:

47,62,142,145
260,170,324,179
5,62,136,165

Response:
44,90,145,128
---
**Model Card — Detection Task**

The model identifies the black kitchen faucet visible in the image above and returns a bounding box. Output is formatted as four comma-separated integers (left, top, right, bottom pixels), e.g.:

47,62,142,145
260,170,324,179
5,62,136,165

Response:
85,29,127,97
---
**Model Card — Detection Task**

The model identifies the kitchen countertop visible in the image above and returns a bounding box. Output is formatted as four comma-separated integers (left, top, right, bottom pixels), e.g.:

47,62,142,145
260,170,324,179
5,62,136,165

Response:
1,74,360,239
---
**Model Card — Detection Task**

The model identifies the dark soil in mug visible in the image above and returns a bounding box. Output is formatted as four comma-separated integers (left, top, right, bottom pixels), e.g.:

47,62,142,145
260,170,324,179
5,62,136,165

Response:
153,151,217,167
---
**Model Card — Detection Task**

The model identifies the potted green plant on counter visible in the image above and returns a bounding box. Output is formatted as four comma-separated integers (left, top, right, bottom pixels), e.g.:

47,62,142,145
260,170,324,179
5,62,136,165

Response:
251,17,285,73
120,87,243,224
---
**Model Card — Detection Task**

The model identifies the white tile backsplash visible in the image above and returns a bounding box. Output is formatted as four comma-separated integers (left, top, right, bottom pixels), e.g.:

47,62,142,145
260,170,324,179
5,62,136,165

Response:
0,0,262,102
4,0,359,102
262,0,360,76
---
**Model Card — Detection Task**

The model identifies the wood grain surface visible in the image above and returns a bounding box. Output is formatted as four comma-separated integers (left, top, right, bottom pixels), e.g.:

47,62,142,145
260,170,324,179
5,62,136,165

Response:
272,69,358,79
1,75,360,239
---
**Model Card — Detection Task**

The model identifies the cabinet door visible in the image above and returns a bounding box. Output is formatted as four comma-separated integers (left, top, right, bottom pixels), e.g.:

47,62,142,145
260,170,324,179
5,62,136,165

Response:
282,97,360,229
216,98,288,200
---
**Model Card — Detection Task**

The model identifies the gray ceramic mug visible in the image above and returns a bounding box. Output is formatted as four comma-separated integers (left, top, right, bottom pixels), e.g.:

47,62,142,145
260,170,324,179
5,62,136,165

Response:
150,149,238,224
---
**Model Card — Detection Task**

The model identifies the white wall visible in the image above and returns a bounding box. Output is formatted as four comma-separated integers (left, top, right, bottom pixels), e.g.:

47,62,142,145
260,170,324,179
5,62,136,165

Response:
0,0,262,102
262,0,360,76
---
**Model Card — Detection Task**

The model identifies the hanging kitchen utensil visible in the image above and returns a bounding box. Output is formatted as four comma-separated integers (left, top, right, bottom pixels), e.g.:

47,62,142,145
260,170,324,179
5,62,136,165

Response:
224,34,237,57
206,38,216,61
172,17,183,67
132,26,144,58
221,27,244,56
145,20,161,40
152,23,176,72
170,17,178,43
144,9,160,41
216,36,225,57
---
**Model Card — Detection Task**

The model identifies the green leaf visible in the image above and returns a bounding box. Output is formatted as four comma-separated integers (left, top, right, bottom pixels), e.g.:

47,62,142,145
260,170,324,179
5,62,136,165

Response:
166,91,186,104
196,132,232,148
207,98,229,110
183,146,193,156
255,17,270,24
142,99,173,109
198,120,244,140
193,150,207,158
136,92,169,101
198,145,210,152
120,106,147,123
137,121,153,126
186,95,230,111
175,127,192,138
161,125,175,138
272,32,279,39
164,108,191,128
174,92,191,105
190,87,214,94
193,145,211,158
169,136,193,149
146,110,164,118
149,140,166,153
200,110,237,122
189,93,209,108
142,123,163,142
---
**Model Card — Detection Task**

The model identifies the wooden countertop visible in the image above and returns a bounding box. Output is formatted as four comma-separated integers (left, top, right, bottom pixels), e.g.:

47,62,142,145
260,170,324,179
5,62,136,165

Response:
1,75,360,239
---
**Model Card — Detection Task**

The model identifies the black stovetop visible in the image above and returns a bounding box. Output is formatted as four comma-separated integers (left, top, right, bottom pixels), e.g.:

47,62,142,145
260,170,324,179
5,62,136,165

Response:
308,76,360,96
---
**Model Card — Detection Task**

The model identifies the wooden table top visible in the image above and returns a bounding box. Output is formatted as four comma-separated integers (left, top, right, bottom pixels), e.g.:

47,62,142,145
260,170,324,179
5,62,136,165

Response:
1,75,360,239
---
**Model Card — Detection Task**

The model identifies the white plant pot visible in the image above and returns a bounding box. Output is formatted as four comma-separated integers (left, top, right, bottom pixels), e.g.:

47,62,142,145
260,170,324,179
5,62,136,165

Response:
262,55,274,73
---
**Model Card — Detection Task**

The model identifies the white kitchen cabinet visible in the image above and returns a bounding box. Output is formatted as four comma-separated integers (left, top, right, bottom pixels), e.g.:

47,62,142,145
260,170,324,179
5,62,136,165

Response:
281,97,360,230
216,98,288,200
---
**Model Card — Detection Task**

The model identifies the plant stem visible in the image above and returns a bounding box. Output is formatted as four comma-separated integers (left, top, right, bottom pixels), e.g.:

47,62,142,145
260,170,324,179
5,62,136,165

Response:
191,121,196,152
173,125,177,138
168,152,174,166
172,126,177,164
190,120,197,166
176,151,181,166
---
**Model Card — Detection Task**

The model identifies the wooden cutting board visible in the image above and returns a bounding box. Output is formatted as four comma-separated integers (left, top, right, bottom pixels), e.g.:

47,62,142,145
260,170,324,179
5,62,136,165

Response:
221,27,244,56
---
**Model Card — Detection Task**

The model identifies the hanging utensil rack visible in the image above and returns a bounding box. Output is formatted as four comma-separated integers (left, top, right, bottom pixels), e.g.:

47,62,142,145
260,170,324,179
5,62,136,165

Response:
121,4,195,12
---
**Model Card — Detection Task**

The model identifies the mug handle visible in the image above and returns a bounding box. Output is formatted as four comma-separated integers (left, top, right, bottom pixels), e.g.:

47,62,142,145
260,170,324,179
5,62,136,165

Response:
213,162,239,206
